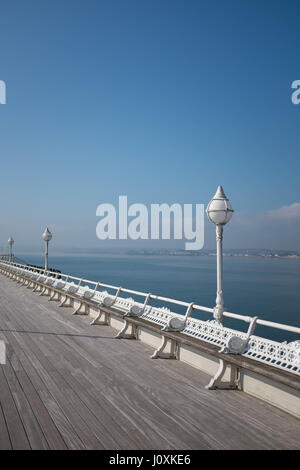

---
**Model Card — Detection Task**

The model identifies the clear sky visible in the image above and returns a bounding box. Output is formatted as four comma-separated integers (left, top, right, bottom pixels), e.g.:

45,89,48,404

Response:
0,0,299,253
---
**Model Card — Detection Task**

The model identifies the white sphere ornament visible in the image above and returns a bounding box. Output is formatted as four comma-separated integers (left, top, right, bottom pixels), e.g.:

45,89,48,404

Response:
42,227,52,242
206,186,234,226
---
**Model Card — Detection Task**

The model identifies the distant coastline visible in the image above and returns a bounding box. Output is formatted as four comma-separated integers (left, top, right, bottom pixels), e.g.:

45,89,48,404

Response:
14,248,300,259
125,249,300,259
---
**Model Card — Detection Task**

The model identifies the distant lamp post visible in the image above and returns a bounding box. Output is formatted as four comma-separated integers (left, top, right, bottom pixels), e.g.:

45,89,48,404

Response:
206,186,234,323
42,228,52,271
8,236,14,262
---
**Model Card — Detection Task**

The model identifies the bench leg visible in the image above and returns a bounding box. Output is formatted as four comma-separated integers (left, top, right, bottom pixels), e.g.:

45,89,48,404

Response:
72,301,83,315
72,301,89,315
90,309,109,325
59,295,68,307
39,286,47,296
115,319,130,338
115,319,137,339
205,359,239,390
151,336,178,359
48,290,56,301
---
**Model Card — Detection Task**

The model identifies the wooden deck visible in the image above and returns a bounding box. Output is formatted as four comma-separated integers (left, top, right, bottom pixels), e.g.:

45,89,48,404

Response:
0,274,299,450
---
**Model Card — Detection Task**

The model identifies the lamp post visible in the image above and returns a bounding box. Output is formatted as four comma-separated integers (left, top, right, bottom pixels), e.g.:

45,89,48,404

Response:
8,236,14,262
42,228,52,271
206,186,234,323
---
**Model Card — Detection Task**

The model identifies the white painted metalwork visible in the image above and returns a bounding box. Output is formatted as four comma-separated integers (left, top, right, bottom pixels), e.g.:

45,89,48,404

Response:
125,293,151,317
163,302,194,332
205,360,239,390
220,316,258,354
206,186,234,323
1,260,299,375
42,227,52,271
151,336,178,359
8,236,14,262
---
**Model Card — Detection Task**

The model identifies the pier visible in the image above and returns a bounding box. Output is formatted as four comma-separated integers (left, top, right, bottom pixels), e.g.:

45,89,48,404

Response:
0,268,299,450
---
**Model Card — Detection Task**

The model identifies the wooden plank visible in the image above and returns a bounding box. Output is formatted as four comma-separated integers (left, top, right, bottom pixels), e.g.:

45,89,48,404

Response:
0,273,299,450
18,309,212,449
2,353,49,450
0,367,30,449
3,310,157,449
1,286,298,452
4,303,129,449
1,340,68,450
0,402,12,449
0,316,101,449
0,324,87,449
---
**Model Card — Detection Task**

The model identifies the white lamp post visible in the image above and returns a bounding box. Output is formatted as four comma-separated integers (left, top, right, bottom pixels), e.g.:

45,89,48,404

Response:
42,228,52,271
206,186,234,323
8,236,14,262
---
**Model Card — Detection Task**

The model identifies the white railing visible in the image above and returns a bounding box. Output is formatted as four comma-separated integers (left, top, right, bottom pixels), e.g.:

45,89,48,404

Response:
1,260,299,375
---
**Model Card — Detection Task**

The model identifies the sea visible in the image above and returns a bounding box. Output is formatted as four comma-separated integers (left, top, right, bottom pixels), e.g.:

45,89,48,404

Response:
18,253,300,344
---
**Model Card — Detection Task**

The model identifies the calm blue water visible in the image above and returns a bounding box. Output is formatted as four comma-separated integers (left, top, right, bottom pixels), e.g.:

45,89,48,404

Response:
19,254,300,343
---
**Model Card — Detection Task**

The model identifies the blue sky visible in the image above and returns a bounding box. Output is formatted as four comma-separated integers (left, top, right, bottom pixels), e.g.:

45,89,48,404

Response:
0,0,299,252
